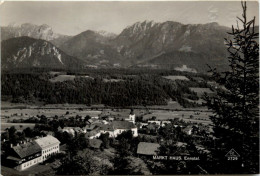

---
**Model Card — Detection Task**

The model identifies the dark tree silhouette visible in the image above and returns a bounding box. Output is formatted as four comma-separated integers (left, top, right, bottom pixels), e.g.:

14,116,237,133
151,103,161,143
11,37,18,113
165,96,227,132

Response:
206,1,259,174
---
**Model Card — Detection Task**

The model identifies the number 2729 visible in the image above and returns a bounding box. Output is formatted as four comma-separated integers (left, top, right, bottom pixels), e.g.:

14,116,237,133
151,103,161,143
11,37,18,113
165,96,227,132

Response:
227,157,238,160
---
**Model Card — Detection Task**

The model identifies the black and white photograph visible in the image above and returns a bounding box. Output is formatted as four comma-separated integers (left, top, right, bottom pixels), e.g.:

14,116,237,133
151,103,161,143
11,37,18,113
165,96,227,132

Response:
0,0,259,175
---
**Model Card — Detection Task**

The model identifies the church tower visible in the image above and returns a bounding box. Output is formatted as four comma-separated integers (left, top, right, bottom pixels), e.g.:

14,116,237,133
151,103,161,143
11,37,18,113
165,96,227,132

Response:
129,108,135,124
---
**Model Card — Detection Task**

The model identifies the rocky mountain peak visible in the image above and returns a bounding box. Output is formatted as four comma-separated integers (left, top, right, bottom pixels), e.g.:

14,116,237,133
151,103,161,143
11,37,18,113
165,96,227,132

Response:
96,30,117,39
124,20,158,35
1,23,61,41
1,37,84,69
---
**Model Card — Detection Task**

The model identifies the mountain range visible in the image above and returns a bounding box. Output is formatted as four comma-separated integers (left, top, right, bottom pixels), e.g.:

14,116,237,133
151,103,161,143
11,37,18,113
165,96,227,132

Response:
1,21,233,72
1,37,83,69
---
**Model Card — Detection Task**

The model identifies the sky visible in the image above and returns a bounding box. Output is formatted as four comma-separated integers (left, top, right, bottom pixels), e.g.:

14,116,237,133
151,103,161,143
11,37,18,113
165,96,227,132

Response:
0,1,259,35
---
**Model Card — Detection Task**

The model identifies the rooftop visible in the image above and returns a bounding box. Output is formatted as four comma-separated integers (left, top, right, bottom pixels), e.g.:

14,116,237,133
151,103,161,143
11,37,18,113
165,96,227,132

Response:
100,124,114,131
137,142,160,155
89,139,102,149
12,141,41,159
112,121,136,129
35,135,60,149
85,130,101,138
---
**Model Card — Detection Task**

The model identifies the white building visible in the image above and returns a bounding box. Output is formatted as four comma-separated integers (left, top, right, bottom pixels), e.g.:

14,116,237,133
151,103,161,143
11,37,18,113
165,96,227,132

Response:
35,135,60,161
85,130,101,139
6,135,60,171
100,121,138,138
60,127,76,137
9,141,43,171
148,120,161,126
139,122,148,128
125,109,135,124
183,126,193,135
161,121,171,127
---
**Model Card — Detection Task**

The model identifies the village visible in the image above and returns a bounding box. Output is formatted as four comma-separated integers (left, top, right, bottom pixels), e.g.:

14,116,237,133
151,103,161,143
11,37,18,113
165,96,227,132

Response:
1,0,259,174
1,107,213,175
0,70,219,175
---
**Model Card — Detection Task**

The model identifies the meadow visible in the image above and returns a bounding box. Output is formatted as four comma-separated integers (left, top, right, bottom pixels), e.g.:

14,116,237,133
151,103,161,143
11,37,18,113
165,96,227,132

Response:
103,78,124,82
49,74,93,83
189,87,214,97
143,109,213,124
162,75,190,81
1,122,35,133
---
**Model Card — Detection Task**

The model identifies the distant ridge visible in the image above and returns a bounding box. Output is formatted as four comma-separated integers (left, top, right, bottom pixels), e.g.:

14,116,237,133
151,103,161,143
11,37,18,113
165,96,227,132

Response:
1,21,234,72
1,36,84,70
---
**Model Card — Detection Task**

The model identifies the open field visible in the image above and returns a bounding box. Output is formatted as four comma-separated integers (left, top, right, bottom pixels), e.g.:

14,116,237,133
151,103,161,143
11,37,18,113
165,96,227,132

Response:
162,75,189,81
143,109,213,124
1,101,39,109
100,108,147,119
49,75,76,82
49,74,93,83
1,100,213,132
103,78,124,82
1,123,35,132
146,100,183,110
185,98,206,105
189,87,214,97
181,118,213,125
48,71,66,76
1,108,102,122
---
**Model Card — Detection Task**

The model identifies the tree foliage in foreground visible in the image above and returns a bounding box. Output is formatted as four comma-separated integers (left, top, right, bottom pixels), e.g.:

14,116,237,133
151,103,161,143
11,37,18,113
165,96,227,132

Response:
205,1,259,174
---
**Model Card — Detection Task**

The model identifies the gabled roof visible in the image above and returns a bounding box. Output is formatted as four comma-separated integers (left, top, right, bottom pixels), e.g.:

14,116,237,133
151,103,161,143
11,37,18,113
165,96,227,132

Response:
137,142,160,155
100,124,114,131
183,125,193,132
85,130,101,138
111,121,136,129
35,135,60,149
12,141,41,159
99,121,136,131
84,124,98,130
89,139,102,149
63,127,75,130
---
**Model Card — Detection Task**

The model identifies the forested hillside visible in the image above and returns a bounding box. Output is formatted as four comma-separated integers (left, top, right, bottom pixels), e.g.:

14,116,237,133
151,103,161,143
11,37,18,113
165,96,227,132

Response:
1,70,210,108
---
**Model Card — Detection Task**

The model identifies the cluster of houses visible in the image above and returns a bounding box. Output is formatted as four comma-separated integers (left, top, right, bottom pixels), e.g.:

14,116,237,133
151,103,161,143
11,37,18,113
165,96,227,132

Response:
138,120,171,128
4,110,138,171
4,109,211,172
58,110,138,139
6,135,60,171
58,110,199,140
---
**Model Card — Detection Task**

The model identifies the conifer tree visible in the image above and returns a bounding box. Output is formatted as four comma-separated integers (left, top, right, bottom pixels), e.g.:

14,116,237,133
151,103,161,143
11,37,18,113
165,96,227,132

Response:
206,1,259,174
